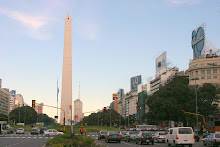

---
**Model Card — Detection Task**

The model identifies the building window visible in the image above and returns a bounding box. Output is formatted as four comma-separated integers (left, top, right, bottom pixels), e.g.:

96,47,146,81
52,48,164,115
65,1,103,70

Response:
192,72,194,76
207,70,211,74
201,76,205,79
214,76,218,79
196,71,198,75
207,76,211,79
201,70,205,74
201,63,204,66
213,69,217,73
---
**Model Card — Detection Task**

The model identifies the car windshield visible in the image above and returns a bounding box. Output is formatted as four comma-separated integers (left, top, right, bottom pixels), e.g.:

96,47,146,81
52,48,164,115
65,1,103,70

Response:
179,128,192,134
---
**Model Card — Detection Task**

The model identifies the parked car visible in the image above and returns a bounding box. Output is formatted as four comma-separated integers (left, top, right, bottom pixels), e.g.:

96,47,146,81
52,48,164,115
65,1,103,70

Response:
125,131,139,142
40,127,48,134
6,128,14,134
31,128,40,135
105,131,121,143
154,131,167,143
16,128,24,134
203,132,220,146
120,131,127,140
135,131,154,145
98,131,108,140
167,127,194,147
44,129,64,137
194,132,200,142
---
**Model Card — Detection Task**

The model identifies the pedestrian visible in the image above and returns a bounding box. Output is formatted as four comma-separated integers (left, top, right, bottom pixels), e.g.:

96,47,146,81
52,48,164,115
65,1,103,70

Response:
80,128,83,135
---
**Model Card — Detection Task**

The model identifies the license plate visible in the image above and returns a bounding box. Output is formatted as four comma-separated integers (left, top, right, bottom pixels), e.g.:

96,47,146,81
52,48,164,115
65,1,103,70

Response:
184,140,188,141
146,140,150,142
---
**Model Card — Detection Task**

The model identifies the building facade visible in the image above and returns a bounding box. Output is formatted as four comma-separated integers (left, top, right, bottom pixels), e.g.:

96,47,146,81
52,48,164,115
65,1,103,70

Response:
74,99,83,124
188,50,220,86
15,94,24,107
150,67,179,95
10,90,16,112
0,88,10,115
35,103,43,114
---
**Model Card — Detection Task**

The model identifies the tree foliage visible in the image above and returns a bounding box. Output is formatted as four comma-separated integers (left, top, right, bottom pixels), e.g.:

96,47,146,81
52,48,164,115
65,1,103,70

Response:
83,109,124,127
9,106,38,125
37,113,54,124
146,76,220,126
0,113,9,122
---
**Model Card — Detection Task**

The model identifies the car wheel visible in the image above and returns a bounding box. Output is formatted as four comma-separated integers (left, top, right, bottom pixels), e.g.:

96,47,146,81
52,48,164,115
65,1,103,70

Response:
135,139,138,144
203,142,206,146
119,141,121,143
189,145,192,147
128,139,130,142
163,140,165,143
105,139,107,143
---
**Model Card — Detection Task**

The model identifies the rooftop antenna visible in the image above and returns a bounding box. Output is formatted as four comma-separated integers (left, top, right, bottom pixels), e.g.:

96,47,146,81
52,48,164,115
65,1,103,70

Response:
78,82,80,100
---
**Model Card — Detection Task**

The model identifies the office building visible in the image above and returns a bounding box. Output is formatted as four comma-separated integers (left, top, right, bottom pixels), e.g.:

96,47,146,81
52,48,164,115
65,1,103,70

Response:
0,88,10,115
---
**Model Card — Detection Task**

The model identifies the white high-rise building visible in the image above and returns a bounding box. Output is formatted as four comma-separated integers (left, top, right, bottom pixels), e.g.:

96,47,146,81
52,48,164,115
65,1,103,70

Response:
60,13,72,125
15,94,24,107
74,99,83,124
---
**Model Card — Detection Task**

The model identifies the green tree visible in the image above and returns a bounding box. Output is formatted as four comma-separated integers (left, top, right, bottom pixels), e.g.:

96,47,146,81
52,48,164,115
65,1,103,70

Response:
37,113,54,124
9,106,38,125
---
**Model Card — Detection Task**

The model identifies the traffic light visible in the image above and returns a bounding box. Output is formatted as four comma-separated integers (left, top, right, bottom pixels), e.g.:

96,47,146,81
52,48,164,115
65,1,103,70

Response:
104,107,106,112
32,100,35,108
182,110,184,112
55,116,58,119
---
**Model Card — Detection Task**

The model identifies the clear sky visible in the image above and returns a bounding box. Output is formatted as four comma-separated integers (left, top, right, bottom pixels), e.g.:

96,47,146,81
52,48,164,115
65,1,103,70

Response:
1,0,220,118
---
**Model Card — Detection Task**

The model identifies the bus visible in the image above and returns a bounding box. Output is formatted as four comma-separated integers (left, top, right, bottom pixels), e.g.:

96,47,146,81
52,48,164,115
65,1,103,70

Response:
136,125,157,131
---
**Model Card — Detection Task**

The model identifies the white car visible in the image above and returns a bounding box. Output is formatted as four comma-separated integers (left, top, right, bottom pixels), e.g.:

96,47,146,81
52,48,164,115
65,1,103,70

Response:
44,129,64,137
16,128,24,134
167,127,194,147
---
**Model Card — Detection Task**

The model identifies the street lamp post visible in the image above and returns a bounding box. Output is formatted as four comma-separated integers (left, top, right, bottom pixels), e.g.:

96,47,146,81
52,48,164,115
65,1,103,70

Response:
191,77,199,134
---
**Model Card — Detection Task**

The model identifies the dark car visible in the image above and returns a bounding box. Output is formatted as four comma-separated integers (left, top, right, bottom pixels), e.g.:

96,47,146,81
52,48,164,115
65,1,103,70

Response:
40,127,48,134
31,128,40,135
98,131,107,140
120,131,127,140
105,131,121,143
135,131,154,145
194,132,200,142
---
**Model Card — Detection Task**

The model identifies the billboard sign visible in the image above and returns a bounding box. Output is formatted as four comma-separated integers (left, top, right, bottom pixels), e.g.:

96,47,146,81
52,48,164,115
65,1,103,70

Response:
156,52,167,77
117,89,124,98
130,75,142,92
113,93,118,100
11,90,16,97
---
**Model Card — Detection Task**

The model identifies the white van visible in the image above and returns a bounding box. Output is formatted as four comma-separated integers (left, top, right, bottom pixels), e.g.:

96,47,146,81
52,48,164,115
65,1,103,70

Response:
167,127,194,147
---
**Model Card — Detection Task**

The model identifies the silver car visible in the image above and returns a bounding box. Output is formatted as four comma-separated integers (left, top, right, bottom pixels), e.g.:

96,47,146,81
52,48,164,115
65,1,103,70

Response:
125,131,140,142
203,133,220,146
154,131,167,143
16,128,24,134
105,131,121,143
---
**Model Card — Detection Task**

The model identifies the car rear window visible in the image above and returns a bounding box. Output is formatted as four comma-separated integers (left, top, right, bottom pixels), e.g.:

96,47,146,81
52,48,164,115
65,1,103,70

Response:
159,132,167,135
215,134,220,138
109,131,119,135
101,131,107,134
179,128,192,134
18,128,23,130
143,133,152,136
130,131,138,134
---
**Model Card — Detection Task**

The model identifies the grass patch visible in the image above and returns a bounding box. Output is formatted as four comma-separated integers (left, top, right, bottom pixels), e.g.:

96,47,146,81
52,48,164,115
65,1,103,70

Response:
46,134,102,147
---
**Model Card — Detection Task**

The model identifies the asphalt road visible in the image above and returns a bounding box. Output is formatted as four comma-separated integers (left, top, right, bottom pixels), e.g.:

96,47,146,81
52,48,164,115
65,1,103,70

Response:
87,132,204,147
0,132,53,147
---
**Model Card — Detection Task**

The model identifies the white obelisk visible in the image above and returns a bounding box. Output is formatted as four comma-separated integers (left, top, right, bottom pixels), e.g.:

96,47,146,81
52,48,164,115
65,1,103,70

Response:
60,13,72,125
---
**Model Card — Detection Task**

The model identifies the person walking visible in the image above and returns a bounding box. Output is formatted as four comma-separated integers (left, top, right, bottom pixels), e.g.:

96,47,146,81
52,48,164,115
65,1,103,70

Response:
80,128,83,135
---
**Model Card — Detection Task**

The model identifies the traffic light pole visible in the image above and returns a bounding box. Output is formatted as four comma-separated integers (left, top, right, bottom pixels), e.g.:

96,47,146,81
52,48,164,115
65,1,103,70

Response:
183,111,206,132
38,103,66,132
